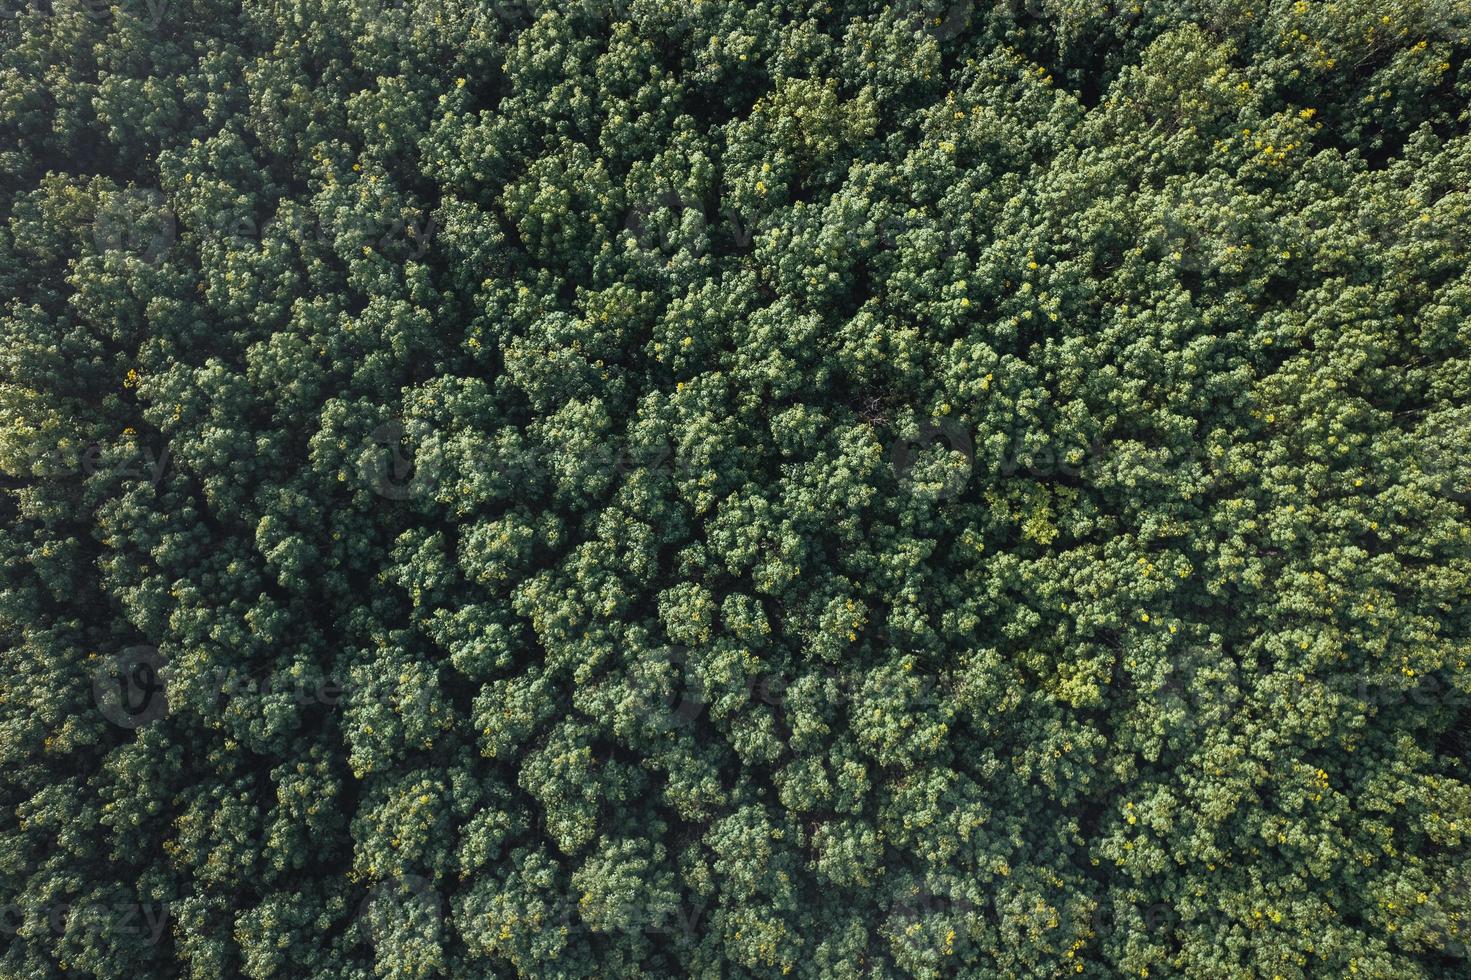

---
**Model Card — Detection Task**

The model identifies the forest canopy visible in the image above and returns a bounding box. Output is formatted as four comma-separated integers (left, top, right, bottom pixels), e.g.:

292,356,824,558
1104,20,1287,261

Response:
2,0,1471,977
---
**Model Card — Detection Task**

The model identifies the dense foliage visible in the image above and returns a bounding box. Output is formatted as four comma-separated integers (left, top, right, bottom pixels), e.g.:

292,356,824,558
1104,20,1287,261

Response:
3,0,1471,976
